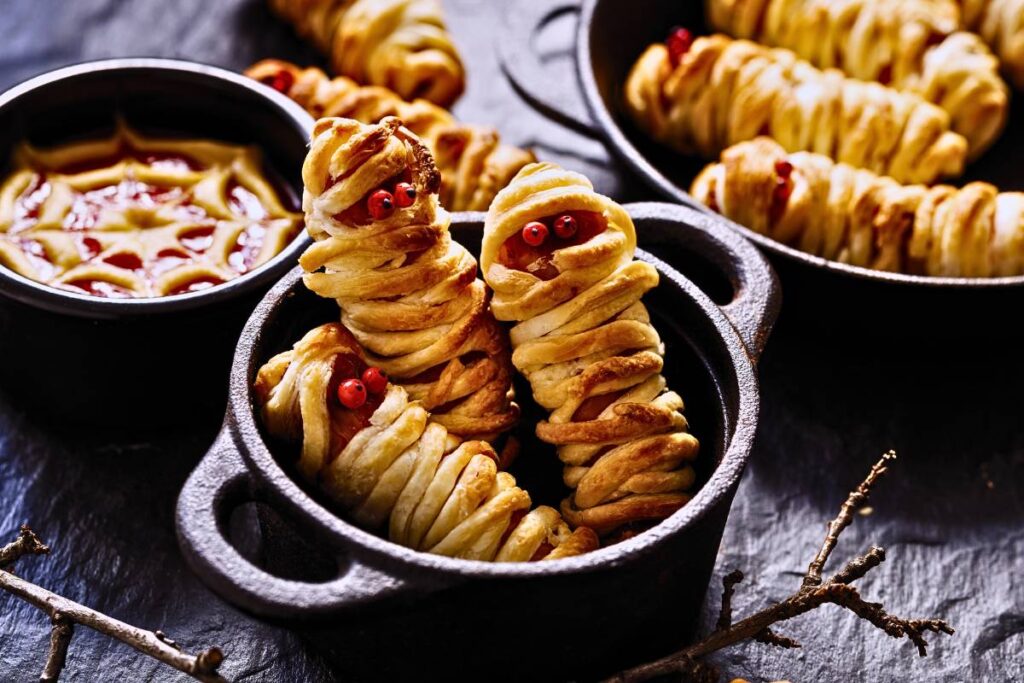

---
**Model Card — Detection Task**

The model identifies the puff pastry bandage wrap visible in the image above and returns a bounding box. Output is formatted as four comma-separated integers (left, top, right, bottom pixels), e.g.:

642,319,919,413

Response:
268,0,465,107
246,60,534,212
256,322,597,560
301,116,518,442
624,34,968,185
704,0,1008,157
481,163,700,536
693,137,1024,277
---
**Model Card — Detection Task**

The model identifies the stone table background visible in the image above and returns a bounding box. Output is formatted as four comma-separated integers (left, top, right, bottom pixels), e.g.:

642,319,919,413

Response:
0,1,1020,681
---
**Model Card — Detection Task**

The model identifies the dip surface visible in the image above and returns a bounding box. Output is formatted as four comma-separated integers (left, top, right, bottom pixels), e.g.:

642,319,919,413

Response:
0,122,302,298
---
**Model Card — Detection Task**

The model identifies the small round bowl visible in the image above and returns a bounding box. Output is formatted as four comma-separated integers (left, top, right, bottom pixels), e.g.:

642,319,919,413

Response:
0,58,315,426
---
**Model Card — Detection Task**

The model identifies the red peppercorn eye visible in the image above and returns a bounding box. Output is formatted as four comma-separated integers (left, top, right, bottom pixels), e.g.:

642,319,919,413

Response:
368,189,395,220
394,182,417,208
667,27,694,67
268,70,294,94
362,366,388,394
522,221,548,247
774,159,793,179
553,215,577,239
338,378,368,409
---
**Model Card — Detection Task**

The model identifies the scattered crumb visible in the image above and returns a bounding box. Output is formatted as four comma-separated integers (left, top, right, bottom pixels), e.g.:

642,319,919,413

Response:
858,506,874,516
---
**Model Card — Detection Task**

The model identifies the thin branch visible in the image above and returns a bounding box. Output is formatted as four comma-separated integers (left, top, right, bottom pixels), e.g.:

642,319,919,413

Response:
0,525,50,570
804,450,895,588
0,527,226,683
716,570,743,631
607,451,953,683
40,614,72,682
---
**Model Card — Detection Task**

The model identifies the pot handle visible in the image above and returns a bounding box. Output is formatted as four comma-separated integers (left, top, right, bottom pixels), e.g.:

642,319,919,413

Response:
629,202,781,361
176,427,413,618
499,0,598,136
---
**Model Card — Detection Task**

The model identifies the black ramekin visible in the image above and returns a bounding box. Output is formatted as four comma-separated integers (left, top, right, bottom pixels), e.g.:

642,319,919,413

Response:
176,205,780,681
0,59,315,426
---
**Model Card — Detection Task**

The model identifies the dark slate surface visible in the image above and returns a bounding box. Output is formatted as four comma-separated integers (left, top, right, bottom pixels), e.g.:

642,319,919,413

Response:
0,1,1020,681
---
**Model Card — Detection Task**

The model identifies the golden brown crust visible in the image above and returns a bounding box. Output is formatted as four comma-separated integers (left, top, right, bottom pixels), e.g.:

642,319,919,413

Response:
301,116,518,441
257,322,598,561
705,0,1008,157
481,162,700,537
266,0,465,107
246,59,534,211
623,35,968,184
692,136,1024,276
961,0,1024,89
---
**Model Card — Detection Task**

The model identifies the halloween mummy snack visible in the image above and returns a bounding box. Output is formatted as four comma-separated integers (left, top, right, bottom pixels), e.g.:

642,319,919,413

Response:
481,162,700,536
623,31,968,184
693,136,1024,277
256,322,597,560
267,0,465,107
247,60,533,211
704,0,1008,156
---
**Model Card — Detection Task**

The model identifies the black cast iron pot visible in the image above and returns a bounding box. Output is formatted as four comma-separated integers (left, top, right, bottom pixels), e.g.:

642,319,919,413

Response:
176,204,780,681
0,59,315,427
501,0,1024,342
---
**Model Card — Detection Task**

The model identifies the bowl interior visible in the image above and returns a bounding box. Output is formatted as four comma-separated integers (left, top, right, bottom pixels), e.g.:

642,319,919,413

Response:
238,218,749,570
580,0,1024,288
0,60,314,311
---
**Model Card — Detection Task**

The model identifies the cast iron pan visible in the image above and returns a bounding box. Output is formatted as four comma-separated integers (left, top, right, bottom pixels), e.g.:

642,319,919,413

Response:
176,204,780,681
0,59,315,426
501,0,1024,339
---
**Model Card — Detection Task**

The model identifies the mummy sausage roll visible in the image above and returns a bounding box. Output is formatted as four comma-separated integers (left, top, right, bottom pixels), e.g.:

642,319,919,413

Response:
624,31,968,184
481,162,700,537
256,322,598,560
693,136,1024,277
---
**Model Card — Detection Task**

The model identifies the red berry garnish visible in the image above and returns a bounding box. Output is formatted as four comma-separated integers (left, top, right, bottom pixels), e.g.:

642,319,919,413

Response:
553,214,577,239
774,159,793,179
522,221,548,247
394,182,417,208
367,189,395,220
269,69,294,94
362,366,388,394
667,27,694,67
338,378,367,409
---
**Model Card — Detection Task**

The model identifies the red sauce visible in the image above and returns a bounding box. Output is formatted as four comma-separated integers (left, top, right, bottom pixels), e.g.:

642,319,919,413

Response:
167,275,225,296
228,223,267,273
62,278,134,298
4,133,300,299
325,353,386,460
496,210,607,281
178,225,217,253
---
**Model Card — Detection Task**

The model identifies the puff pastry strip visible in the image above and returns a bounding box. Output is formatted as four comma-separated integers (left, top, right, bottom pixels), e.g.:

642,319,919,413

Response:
624,33,968,185
246,60,534,211
481,162,699,536
301,116,518,441
268,0,465,107
692,137,1024,277
256,322,597,561
705,0,1008,158
961,0,1024,89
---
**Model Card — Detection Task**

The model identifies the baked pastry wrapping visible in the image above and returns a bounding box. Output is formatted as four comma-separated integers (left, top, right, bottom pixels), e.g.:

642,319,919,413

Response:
481,162,700,536
256,321,598,560
692,136,1024,277
300,115,518,442
704,0,1008,157
267,0,465,107
246,59,534,211
0,121,301,298
623,32,968,185
961,0,1024,89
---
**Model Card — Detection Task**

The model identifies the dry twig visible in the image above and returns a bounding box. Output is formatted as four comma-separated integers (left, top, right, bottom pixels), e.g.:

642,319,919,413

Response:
0,524,227,682
607,451,954,683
